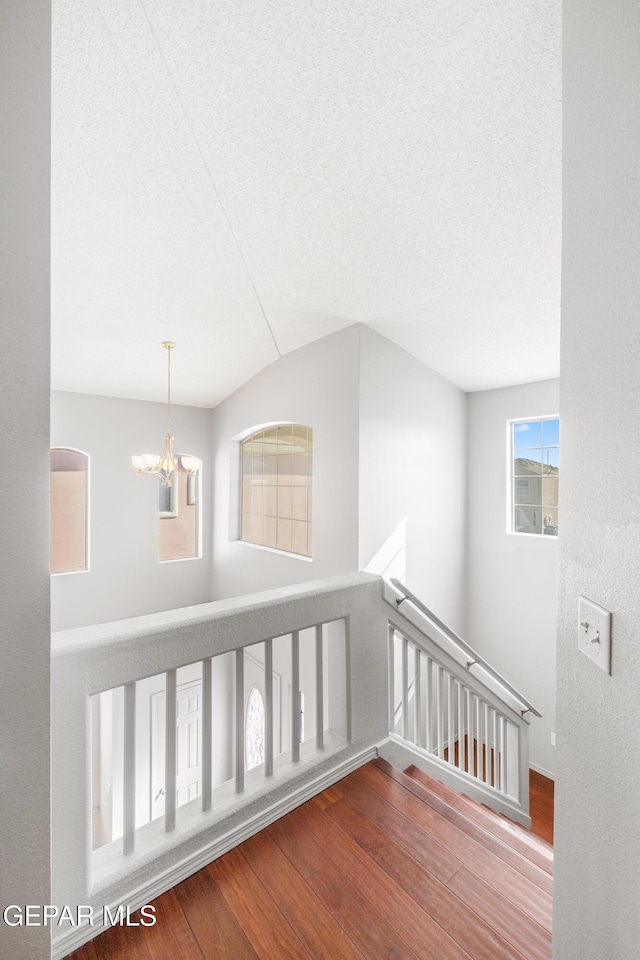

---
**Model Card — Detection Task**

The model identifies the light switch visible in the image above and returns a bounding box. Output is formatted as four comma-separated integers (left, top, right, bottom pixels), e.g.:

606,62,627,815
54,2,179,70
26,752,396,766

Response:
578,596,612,674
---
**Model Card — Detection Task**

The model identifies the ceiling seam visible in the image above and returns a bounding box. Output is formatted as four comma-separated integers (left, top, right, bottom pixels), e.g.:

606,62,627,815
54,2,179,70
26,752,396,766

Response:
90,0,281,362
89,0,233,313
136,0,282,360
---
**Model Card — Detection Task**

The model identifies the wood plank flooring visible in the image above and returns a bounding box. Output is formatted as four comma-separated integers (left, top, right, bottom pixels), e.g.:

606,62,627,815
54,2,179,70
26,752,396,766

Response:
529,769,554,845
65,762,553,960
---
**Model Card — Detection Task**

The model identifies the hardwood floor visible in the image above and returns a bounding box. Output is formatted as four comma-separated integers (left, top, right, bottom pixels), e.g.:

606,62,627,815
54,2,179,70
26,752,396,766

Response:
66,761,553,960
529,769,554,845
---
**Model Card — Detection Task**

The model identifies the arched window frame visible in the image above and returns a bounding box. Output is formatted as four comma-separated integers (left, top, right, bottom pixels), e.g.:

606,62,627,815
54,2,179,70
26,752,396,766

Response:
50,446,90,575
235,422,313,558
245,685,266,771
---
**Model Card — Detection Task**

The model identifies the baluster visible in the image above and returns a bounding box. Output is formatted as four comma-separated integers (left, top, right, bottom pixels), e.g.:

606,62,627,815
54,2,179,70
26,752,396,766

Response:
491,708,497,787
388,625,396,733
123,681,136,854
436,665,444,758
447,673,454,765
202,658,212,811
401,636,409,741
414,646,422,747
457,682,465,771
498,715,505,792
485,705,492,785
235,649,245,793
315,624,324,750
265,639,274,776
503,717,509,794
292,630,300,762
425,656,433,753
482,701,489,783
165,669,177,831
465,688,472,774
475,695,481,779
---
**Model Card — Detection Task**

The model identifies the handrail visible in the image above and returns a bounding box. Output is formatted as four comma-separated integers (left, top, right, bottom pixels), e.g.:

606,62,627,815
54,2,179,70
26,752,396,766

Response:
389,578,542,718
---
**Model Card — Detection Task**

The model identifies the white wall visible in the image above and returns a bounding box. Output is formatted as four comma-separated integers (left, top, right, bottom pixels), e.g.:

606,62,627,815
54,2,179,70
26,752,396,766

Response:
0,2,51,957
211,325,361,599
555,2,640,955
358,327,468,633
51,391,213,630
466,380,559,777
212,323,469,634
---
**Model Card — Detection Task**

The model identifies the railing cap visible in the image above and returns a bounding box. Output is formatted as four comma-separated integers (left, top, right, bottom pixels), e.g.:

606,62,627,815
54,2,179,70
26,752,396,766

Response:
52,571,381,659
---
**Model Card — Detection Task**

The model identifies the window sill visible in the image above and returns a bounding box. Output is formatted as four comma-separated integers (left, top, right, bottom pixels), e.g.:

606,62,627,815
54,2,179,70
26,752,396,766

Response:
508,531,558,540
235,539,313,562
159,555,202,564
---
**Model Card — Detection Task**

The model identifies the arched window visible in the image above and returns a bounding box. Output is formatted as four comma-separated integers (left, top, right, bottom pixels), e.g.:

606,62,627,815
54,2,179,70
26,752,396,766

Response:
240,424,313,556
245,686,265,771
50,447,89,574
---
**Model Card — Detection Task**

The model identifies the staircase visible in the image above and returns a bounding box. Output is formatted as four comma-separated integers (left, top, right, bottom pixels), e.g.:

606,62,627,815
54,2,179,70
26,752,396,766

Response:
54,574,546,958
383,578,540,828
371,758,553,960
66,758,553,960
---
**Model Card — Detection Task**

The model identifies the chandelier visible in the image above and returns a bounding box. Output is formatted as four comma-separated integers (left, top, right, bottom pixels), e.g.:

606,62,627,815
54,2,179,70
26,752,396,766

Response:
132,341,202,487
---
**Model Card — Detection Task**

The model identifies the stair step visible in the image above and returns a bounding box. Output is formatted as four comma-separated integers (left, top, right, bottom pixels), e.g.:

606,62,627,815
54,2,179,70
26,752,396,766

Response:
372,758,552,893
337,763,552,956
364,758,552,942
403,763,554,874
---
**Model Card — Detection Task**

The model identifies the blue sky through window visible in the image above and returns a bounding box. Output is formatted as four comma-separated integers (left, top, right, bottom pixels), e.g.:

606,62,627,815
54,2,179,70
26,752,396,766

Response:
514,418,559,451
514,420,542,447
543,419,559,445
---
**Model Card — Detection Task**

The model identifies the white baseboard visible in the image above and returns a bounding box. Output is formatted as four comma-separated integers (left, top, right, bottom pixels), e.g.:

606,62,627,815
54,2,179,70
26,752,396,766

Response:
52,745,377,960
376,735,532,830
530,762,555,781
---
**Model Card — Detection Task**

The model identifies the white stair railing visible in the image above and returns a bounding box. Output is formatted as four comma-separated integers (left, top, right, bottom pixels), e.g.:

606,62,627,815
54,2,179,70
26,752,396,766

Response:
91,621,338,860
51,572,388,960
51,572,540,959
381,578,538,827
90,626,341,867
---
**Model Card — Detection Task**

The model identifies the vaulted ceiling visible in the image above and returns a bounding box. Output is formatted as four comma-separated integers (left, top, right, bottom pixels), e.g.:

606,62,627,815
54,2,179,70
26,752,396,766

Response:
51,0,561,408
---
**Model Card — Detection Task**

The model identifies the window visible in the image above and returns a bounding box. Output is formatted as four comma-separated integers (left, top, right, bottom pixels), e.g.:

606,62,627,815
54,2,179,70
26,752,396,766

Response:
240,424,313,557
245,686,265,771
159,472,200,561
50,447,89,573
511,418,559,536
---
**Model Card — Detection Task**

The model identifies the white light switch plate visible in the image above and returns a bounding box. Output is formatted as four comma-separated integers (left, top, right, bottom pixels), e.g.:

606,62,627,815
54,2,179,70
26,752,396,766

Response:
578,596,611,674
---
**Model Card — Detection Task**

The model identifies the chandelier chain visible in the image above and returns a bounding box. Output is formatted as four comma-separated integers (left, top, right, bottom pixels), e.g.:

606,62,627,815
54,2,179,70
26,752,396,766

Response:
132,340,200,486
167,342,171,434
161,340,175,434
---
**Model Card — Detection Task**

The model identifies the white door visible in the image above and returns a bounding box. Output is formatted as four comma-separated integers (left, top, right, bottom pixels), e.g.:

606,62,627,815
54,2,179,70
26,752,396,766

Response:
150,655,283,819
150,679,202,821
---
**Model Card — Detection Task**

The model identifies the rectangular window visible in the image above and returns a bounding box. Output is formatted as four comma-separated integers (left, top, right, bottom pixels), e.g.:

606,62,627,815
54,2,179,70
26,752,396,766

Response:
510,418,559,537
50,448,89,574
159,472,200,561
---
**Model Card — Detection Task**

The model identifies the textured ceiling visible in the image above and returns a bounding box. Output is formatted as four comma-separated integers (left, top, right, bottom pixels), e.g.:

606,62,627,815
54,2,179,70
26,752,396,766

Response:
51,0,561,407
